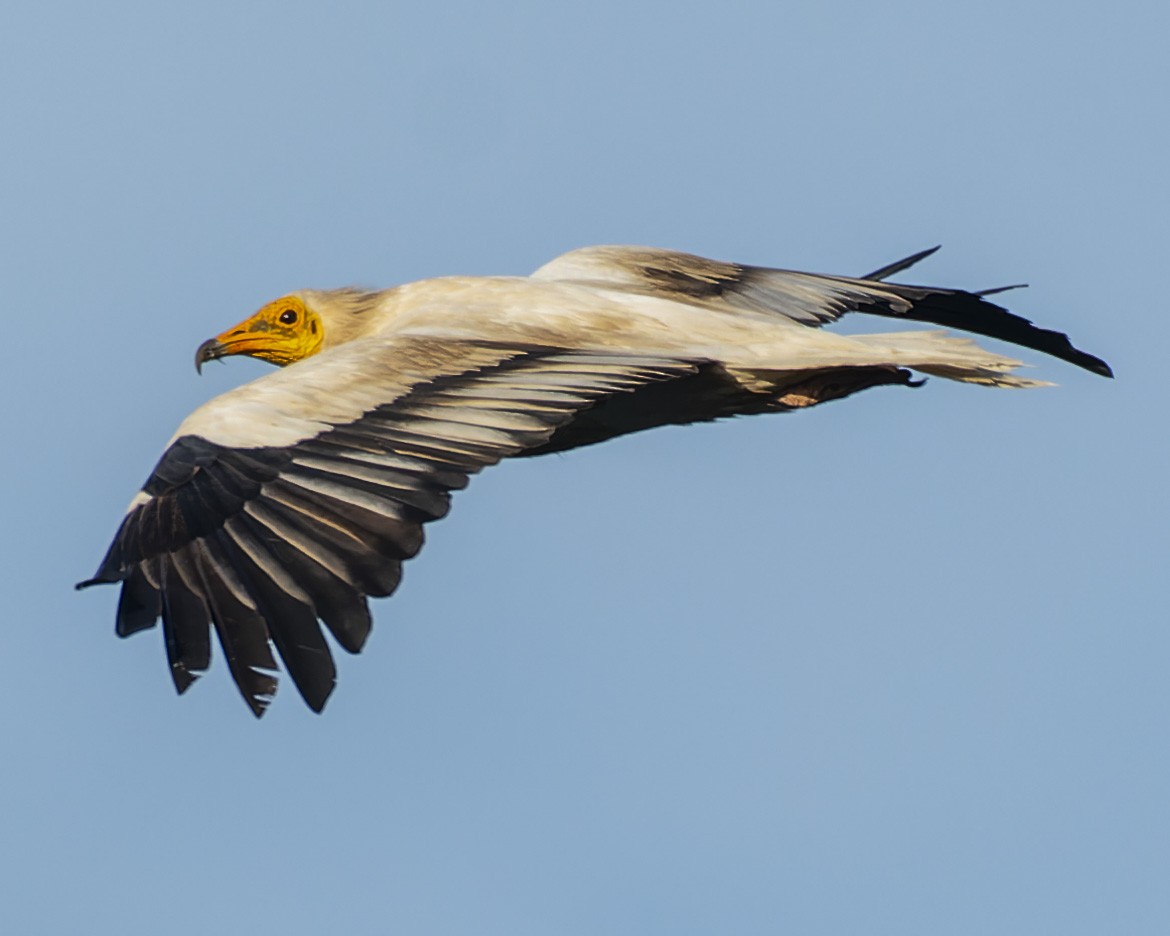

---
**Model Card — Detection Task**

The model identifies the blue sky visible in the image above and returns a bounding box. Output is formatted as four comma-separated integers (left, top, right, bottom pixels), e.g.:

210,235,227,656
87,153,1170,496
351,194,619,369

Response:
2,2,1166,933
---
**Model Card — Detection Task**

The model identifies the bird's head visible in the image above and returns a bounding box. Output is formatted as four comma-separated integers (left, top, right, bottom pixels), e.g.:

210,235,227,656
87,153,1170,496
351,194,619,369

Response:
195,295,322,372
195,289,385,372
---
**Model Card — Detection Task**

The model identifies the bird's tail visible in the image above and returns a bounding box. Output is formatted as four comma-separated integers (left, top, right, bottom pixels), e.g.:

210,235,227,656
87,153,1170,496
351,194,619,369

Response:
845,330,1050,387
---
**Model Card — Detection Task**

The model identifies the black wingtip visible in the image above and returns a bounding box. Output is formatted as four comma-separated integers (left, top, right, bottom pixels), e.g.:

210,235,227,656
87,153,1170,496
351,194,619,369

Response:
1084,356,1114,379
867,284,1114,379
75,566,126,589
975,283,1028,297
240,677,277,718
861,253,1112,376
171,666,199,695
864,245,942,281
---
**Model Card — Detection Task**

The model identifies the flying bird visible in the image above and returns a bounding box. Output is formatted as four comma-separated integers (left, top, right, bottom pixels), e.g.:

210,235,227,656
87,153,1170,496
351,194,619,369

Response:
79,245,1112,716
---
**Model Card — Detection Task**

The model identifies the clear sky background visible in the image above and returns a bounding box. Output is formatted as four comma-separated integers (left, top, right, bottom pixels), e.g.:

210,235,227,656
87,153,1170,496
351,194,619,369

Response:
1,2,1166,933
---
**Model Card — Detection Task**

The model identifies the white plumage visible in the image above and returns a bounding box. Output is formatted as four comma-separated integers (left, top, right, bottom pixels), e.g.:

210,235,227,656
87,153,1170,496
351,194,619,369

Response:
80,244,1111,715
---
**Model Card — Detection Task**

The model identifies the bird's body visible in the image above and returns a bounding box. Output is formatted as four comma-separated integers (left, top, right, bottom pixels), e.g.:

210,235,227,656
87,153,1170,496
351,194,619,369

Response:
80,245,1112,715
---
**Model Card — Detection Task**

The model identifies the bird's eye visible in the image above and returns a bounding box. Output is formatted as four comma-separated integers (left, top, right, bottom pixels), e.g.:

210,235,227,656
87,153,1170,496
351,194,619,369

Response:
279,309,298,325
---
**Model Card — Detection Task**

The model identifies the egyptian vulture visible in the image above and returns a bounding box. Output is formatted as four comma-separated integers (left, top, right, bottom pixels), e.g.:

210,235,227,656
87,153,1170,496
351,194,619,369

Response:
79,245,1112,716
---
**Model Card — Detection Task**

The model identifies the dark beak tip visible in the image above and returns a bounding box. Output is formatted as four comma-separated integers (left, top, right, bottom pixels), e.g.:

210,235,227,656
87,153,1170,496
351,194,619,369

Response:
195,338,222,375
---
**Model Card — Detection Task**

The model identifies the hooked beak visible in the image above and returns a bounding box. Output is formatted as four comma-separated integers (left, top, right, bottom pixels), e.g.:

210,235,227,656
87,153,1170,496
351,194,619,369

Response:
194,321,281,373
195,338,227,374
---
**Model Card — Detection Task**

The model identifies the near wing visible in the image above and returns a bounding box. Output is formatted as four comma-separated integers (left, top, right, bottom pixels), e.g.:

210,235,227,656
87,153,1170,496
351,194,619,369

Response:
532,245,1112,377
79,338,698,715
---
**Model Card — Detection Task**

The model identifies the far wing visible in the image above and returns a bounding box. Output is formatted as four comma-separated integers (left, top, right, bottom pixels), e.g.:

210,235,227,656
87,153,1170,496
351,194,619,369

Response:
532,245,1111,376
80,339,698,715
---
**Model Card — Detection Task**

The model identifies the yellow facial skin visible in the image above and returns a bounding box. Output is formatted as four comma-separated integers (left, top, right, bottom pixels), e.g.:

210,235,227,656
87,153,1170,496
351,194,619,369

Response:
195,295,325,372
